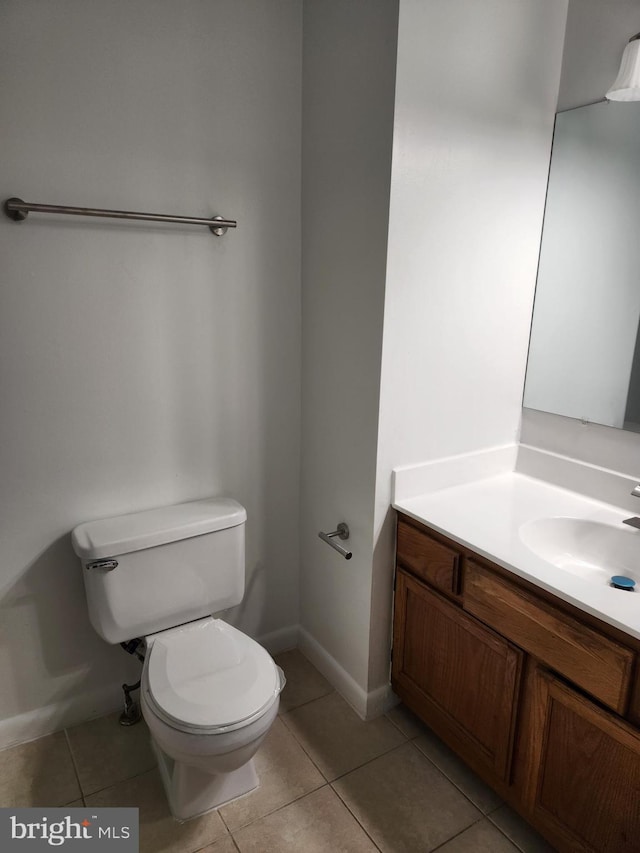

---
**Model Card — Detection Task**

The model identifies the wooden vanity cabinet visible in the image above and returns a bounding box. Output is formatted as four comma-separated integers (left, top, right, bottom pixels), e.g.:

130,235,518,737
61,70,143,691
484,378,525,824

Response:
523,667,640,853
393,512,640,853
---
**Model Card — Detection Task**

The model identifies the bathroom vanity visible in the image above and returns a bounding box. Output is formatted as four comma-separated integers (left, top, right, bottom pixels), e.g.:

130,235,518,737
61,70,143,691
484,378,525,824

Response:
391,448,640,853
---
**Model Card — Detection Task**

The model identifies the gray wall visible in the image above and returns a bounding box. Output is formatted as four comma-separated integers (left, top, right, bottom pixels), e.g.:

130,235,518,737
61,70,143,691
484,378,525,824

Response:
0,0,301,743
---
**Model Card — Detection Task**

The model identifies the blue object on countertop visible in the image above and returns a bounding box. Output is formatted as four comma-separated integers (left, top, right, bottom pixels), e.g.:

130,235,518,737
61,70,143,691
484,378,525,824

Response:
610,575,636,591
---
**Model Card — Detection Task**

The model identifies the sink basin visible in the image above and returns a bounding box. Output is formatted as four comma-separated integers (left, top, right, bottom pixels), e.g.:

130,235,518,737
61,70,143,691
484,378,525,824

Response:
519,518,640,587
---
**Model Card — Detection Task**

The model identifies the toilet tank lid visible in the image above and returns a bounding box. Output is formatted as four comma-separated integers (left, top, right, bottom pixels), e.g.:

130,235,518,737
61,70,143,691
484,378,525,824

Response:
71,497,246,560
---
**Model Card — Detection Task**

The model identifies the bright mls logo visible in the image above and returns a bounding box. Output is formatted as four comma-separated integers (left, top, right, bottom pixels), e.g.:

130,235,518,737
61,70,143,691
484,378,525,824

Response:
0,808,138,851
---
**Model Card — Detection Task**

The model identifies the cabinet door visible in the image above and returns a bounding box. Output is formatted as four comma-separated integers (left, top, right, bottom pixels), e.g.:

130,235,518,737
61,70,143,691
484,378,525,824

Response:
392,569,523,781
525,668,640,852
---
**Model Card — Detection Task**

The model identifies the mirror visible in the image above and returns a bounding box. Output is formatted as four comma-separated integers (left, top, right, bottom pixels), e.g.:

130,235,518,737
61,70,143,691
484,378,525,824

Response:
523,100,640,431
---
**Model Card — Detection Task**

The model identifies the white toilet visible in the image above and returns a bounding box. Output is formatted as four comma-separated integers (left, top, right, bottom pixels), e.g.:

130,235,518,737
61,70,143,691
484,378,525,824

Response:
71,497,284,821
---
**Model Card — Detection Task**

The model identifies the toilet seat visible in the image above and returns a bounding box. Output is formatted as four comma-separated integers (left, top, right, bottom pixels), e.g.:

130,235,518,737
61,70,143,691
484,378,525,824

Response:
144,618,281,735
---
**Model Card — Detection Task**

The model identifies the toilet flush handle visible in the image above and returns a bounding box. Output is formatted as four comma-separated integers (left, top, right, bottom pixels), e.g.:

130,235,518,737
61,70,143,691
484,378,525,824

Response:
86,558,119,571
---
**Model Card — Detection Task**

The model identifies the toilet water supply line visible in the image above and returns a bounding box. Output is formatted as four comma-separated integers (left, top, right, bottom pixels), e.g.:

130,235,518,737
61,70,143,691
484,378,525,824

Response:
119,638,145,726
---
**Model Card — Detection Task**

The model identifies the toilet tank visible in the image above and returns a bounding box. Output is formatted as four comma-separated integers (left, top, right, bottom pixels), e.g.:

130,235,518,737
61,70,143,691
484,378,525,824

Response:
71,497,247,644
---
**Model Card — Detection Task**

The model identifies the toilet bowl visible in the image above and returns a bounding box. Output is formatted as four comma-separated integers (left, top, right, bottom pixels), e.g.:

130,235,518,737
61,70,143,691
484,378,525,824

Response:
71,497,284,821
140,617,284,820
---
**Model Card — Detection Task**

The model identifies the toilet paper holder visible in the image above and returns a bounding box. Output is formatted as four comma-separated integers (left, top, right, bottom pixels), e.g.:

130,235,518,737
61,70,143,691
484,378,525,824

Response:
318,523,352,560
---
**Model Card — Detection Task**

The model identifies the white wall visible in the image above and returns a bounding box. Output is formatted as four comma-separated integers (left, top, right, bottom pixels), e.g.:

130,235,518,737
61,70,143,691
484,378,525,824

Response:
521,0,640,469
370,0,567,691
0,0,301,745
299,0,398,711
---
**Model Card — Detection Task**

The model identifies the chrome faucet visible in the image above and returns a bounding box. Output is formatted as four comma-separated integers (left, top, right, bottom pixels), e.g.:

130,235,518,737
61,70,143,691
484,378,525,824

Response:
623,485,640,529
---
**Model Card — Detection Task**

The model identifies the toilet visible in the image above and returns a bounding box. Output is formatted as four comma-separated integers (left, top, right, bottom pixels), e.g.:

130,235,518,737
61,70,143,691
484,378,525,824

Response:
71,497,284,821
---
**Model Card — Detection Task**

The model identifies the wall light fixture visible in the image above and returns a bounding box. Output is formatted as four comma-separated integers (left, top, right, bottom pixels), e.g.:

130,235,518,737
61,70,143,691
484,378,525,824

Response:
606,33,640,101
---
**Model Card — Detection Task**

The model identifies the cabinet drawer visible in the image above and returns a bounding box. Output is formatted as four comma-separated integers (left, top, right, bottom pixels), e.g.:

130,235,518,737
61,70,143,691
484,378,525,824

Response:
464,561,634,714
396,519,458,595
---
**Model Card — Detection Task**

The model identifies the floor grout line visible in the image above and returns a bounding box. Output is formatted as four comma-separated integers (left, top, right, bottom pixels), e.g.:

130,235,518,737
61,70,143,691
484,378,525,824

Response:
277,710,331,782
328,738,411,784
407,737,503,817
82,766,157,802
383,711,415,740
220,773,326,835
485,807,551,853
429,815,486,852
328,784,384,852
329,750,482,853
222,736,416,838
228,784,332,838
193,834,241,853
227,782,384,853
277,687,336,717
280,700,410,786
391,711,552,850
62,728,84,802
216,801,233,834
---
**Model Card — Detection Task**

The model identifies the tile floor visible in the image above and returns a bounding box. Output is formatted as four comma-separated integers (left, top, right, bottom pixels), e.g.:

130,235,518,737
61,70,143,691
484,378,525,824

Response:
0,649,556,852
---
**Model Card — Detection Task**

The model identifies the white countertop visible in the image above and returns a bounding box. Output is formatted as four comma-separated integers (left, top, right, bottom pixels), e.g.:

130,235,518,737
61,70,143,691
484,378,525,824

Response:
392,447,640,642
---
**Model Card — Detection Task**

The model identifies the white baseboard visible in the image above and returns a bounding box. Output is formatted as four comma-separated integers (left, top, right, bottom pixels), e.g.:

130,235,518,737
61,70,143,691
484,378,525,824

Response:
0,623,300,752
0,682,124,751
0,624,392,750
366,682,400,718
297,627,396,720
